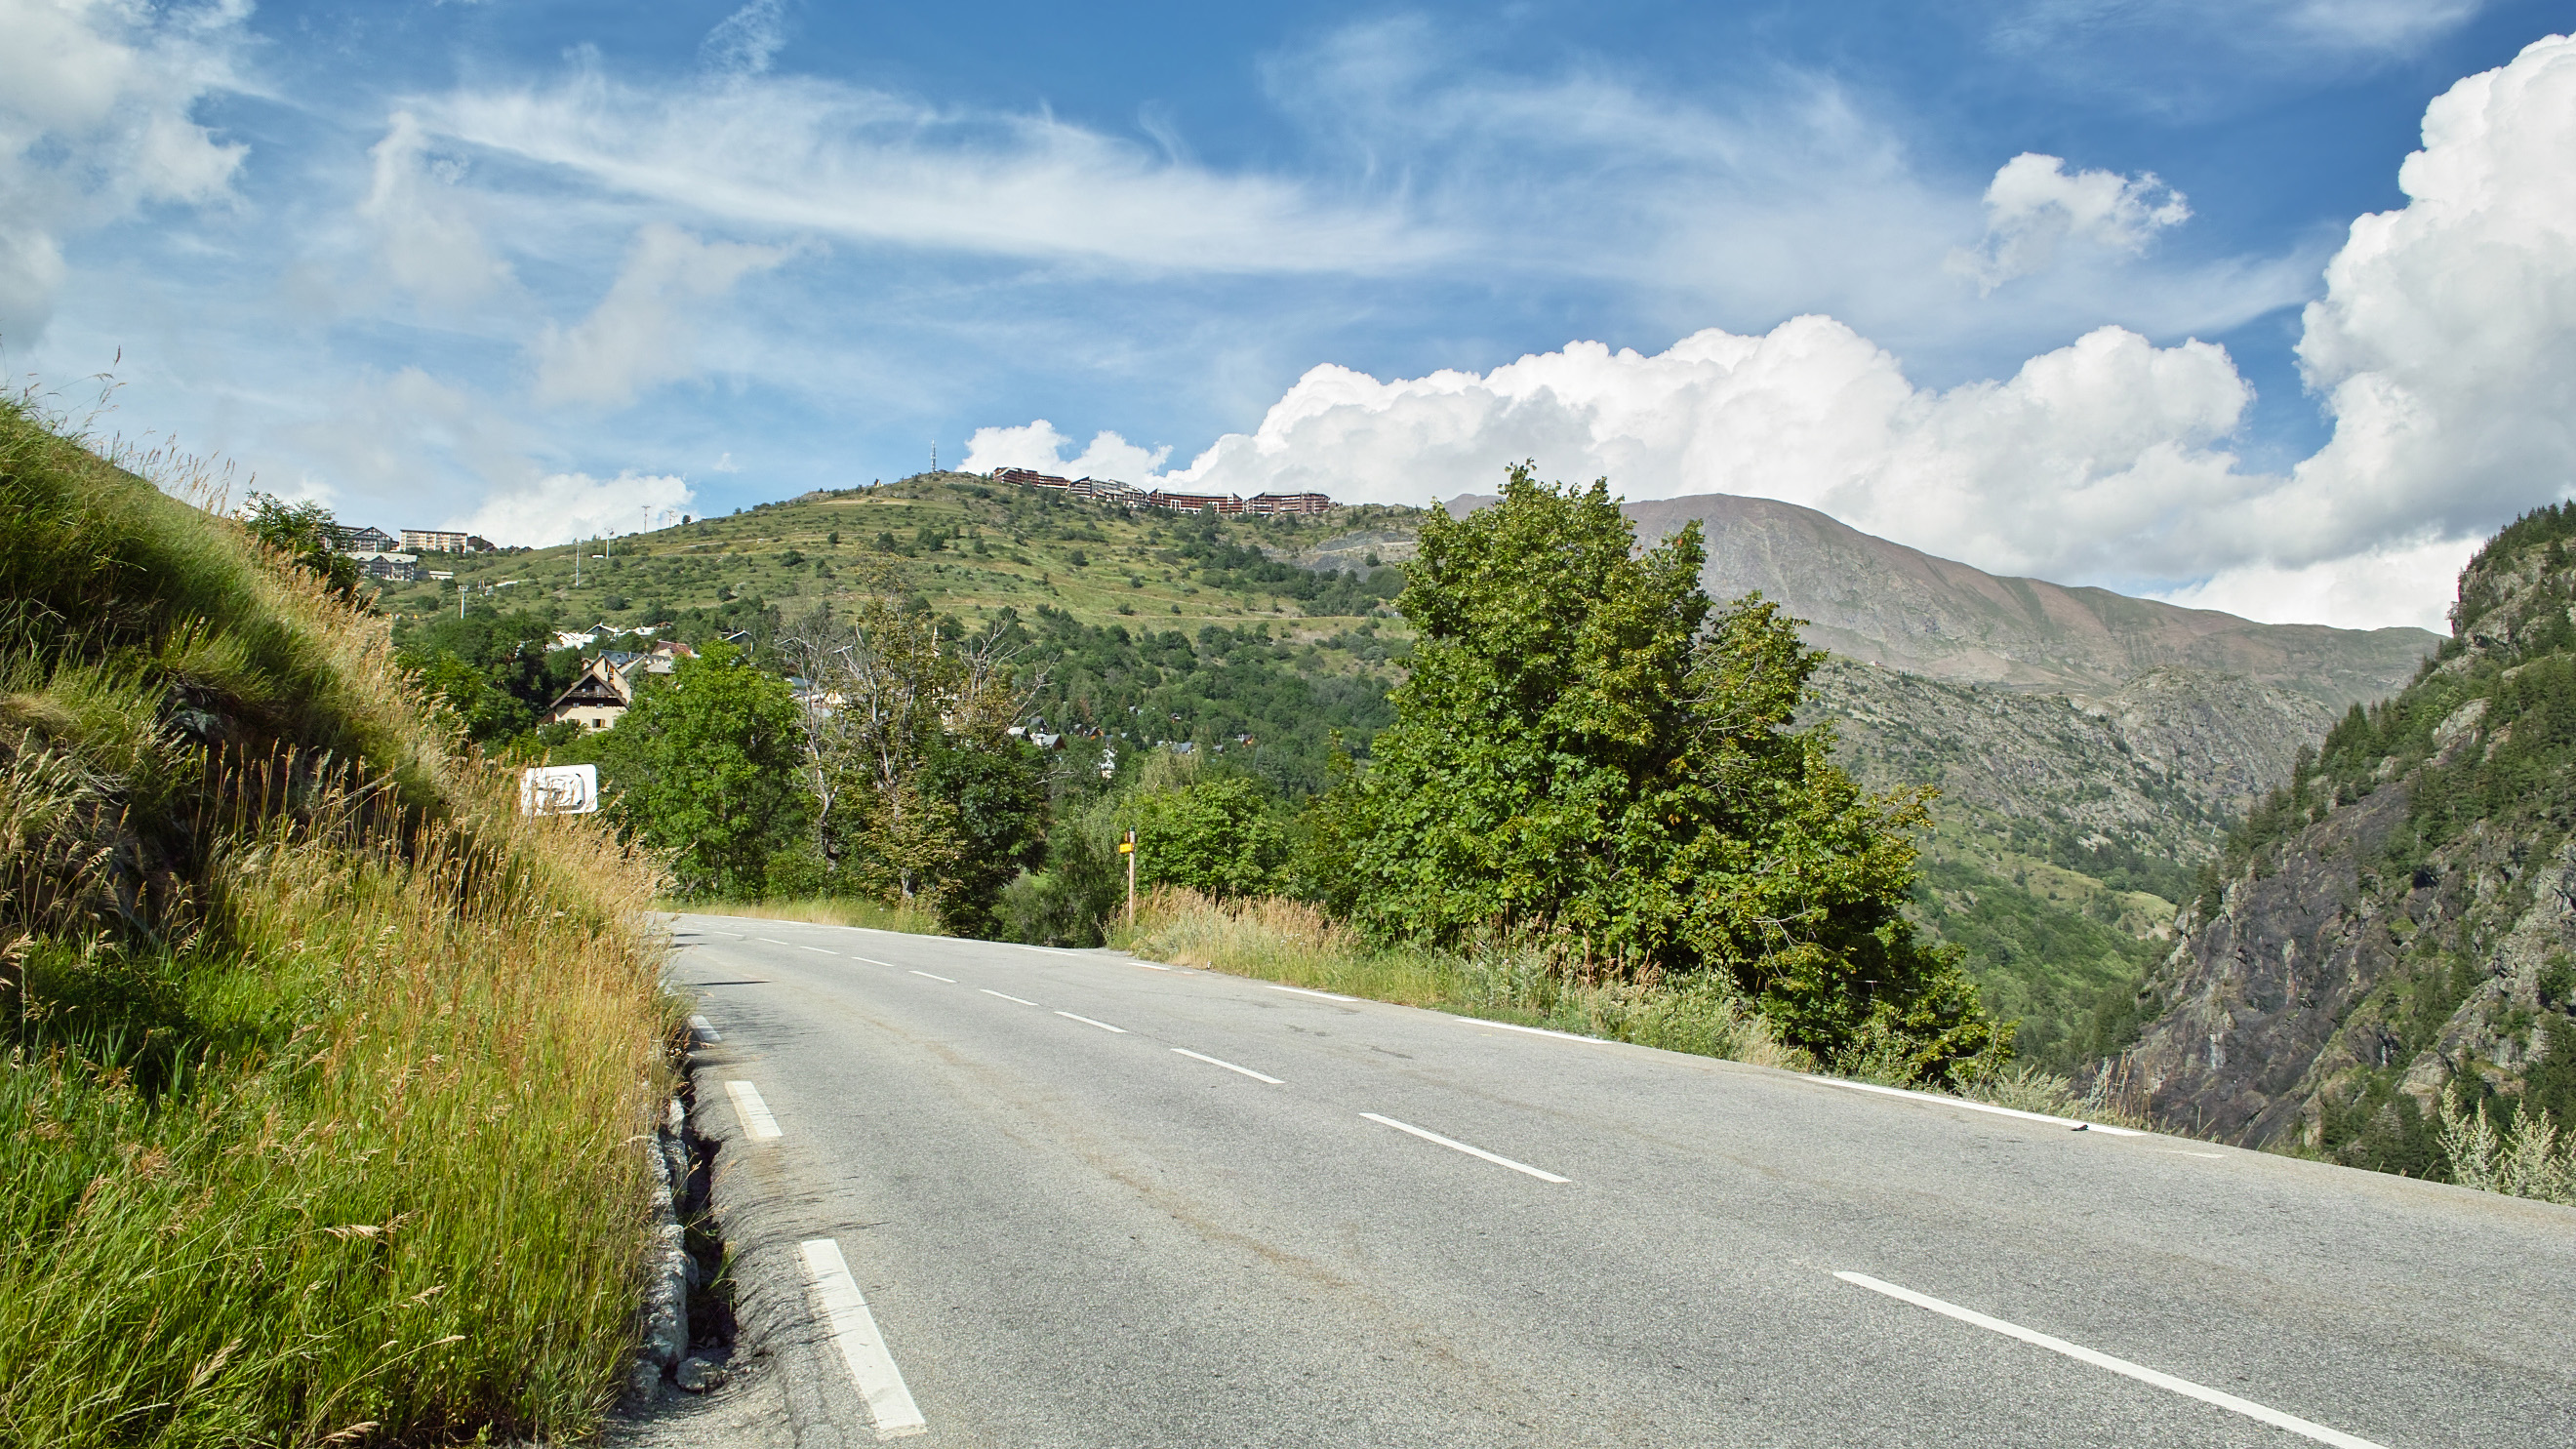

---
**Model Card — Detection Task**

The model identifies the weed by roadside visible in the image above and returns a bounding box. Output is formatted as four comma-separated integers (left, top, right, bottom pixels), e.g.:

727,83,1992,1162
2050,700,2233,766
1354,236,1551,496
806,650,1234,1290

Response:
690,896,946,935
1108,886,1813,1071
1,389,672,1445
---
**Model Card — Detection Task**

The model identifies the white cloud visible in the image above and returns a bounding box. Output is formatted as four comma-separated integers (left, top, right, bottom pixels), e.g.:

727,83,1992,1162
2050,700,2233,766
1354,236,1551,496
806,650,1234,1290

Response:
702,0,788,78
266,367,692,546
1137,318,2257,587
461,468,696,547
2246,33,2576,567
429,64,1440,277
987,34,2576,633
961,419,1170,482
531,221,793,408
359,111,513,307
2277,0,2485,53
0,0,249,340
2153,536,2475,632
1949,153,2190,293
1996,1,2483,60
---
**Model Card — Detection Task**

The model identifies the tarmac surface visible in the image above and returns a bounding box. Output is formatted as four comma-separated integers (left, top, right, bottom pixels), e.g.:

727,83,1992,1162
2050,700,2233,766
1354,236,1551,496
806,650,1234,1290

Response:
622,912,2576,1448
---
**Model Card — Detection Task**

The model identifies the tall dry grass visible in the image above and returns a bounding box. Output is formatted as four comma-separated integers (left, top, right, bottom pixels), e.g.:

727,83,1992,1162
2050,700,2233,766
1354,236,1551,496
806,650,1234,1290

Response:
2,388,674,1444
694,894,946,935
1109,886,1815,1070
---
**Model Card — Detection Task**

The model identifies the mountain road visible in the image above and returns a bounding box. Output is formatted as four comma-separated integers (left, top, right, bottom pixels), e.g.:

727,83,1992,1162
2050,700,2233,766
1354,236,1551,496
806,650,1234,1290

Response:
648,912,2573,1448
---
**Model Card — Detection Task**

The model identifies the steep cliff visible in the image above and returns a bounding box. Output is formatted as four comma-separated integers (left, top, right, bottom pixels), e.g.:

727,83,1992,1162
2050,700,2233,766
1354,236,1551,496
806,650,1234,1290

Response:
2126,506,2576,1170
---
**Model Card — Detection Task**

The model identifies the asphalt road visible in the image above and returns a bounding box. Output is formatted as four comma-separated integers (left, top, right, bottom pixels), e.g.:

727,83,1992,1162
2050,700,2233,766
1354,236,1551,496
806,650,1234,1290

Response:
662,913,2576,1448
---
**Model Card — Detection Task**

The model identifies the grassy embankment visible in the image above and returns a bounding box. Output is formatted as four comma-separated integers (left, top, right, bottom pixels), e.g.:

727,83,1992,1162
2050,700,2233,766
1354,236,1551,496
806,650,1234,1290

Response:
1,395,671,1443
692,896,945,934
1111,886,2152,1124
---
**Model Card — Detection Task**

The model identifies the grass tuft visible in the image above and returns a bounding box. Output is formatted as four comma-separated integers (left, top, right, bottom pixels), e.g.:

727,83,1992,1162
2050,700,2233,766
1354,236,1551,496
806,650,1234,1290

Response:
1,389,672,1444
1107,886,1814,1071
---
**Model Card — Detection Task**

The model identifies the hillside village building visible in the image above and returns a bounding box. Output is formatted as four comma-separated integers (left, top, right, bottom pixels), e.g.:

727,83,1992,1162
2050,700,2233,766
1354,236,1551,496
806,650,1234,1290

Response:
328,524,399,554
347,551,418,582
539,640,698,731
400,529,497,553
991,467,1332,516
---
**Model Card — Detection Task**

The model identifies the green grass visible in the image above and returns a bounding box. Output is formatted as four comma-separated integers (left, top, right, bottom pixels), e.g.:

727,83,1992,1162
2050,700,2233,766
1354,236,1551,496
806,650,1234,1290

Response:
1107,887,1817,1071
381,472,1426,647
692,895,946,935
1,392,671,1444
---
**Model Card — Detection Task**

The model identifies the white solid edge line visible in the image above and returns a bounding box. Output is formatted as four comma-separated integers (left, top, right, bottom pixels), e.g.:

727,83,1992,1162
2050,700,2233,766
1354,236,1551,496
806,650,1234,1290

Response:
1017,944,1087,956
1833,1272,2388,1449
1056,1011,1128,1033
688,1013,722,1042
725,1079,782,1141
1132,961,1173,971
1360,1112,1570,1183
980,988,1039,1006
1267,983,1358,1002
1172,1047,1283,1084
908,970,956,984
1448,1015,1607,1044
1806,1075,2147,1136
801,1239,927,1440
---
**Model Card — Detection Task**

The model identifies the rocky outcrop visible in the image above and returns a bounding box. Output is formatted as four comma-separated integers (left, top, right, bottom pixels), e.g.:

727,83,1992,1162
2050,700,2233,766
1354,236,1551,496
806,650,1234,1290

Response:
1811,662,2336,863
2125,510,2576,1167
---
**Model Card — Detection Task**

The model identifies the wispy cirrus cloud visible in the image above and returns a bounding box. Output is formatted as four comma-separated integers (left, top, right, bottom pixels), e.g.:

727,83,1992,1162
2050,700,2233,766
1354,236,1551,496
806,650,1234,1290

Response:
424,61,1447,276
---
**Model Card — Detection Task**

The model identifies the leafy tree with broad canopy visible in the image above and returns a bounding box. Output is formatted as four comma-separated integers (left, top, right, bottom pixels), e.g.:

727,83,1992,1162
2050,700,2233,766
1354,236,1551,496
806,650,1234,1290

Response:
1348,465,2002,1078
564,641,808,899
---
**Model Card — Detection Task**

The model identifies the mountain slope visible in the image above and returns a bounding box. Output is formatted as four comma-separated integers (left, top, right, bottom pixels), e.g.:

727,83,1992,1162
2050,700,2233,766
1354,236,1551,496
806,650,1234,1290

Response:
2125,506,2576,1170
1617,492,2435,705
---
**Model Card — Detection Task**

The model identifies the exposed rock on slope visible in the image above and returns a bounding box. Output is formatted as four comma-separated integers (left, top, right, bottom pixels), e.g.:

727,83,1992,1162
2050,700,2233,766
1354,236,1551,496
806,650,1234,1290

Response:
2126,508,2576,1169
1814,662,2336,864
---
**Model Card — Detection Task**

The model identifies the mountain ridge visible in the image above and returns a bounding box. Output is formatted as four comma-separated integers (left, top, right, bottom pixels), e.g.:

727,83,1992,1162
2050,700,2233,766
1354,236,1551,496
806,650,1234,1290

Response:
1449,490,2436,707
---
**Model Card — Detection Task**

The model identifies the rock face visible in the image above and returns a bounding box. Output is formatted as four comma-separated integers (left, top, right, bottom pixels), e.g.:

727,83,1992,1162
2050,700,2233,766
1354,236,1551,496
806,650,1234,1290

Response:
1814,662,2338,862
2126,512,2576,1167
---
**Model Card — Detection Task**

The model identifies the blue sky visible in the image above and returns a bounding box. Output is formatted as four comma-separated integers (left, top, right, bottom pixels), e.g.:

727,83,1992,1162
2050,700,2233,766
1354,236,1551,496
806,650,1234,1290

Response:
9,1,2576,627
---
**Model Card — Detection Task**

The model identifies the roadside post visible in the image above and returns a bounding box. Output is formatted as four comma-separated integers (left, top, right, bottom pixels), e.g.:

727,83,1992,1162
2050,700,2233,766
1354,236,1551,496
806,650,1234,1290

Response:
1119,830,1137,927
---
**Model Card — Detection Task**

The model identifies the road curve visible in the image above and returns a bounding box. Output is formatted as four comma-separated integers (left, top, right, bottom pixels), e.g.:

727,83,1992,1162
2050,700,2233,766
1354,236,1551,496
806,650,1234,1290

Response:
665,912,2575,1448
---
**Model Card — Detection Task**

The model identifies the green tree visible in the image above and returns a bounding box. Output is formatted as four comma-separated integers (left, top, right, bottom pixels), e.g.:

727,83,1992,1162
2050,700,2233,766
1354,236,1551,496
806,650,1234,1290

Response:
238,492,363,604
394,608,584,745
779,589,1046,927
1123,772,1287,899
566,641,806,899
1349,464,2001,1077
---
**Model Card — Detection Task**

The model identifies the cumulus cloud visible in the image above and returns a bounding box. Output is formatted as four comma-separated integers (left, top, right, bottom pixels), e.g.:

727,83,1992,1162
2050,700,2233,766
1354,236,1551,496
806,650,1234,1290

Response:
1949,153,2190,293
268,366,697,545
961,420,1170,482
0,0,249,341
532,222,793,408
460,468,696,547
2249,34,2576,567
359,111,513,307
980,34,2576,632
1140,318,2256,587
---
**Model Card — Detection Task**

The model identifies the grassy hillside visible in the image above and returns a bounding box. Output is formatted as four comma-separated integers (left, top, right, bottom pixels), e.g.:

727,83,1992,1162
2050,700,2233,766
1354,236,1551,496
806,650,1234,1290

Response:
1,396,671,1442
386,473,1418,786
382,473,2331,1073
